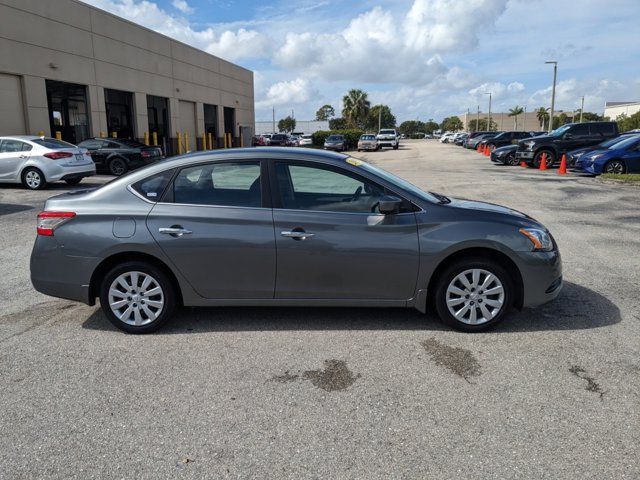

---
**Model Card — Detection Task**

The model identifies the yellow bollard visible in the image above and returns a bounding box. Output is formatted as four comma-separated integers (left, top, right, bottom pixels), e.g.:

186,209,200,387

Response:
112,131,117,138
144,132,149,146
240,133,244,148
152,132,158,146
55,131,62,140
99,131,105,138
177,132,183,155
38,130,45,137
201,133,206,151
207,132,213,150
185,132,190,152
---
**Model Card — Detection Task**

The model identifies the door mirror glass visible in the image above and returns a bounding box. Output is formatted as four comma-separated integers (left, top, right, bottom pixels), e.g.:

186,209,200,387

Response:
378,195,402,215
563,132,573,139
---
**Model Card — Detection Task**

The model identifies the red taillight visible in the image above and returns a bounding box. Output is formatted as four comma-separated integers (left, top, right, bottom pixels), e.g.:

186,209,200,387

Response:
37,211,76,236
141,151,151,158
43,151,73,160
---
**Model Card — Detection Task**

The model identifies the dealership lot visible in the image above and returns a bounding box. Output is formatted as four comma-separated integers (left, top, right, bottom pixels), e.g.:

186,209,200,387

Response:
1,140,639,478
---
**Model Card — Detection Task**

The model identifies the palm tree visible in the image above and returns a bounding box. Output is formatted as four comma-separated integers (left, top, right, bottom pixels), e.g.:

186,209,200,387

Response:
535,107,550,131
342,89,371,129
508,106,524,129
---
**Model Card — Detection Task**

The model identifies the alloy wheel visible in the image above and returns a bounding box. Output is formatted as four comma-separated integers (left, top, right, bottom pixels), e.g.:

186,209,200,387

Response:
110,159,126,176
605,161,625,174
108,271,165,326
445,269,505,325
25,170,42,189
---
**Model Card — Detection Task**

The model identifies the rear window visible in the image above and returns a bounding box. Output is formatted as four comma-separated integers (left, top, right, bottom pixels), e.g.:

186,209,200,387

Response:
32,137,76,148
131,169,175,201
117,139,146,148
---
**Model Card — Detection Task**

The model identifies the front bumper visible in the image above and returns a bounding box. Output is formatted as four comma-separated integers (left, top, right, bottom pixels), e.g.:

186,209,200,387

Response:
358,143,378,150
515,151,534,159
324,144,344,151
515,249,563,308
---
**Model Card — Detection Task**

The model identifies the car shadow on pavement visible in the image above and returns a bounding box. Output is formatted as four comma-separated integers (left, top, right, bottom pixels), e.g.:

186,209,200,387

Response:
0,203,34,216
82,281,620,334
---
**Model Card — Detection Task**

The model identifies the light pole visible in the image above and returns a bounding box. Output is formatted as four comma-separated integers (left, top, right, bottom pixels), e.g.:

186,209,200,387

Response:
545,61,558,133
484,92,492,131
579,96,584,123
476,105,480,132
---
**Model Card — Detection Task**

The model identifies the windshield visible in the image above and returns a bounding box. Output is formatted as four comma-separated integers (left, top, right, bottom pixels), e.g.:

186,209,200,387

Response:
327,135,343,141
354,159,439,204
360,135,375,140
379,130,395,135
549,124,572,137
599,135,630,148
609,134,640,150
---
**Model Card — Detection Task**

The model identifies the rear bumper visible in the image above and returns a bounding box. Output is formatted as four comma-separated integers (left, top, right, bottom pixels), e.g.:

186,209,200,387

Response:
30,236,97,305
41,162,96,182
515,249,563,308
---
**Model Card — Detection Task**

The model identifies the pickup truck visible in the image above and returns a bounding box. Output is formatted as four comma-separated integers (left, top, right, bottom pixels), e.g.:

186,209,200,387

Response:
376,129,399,149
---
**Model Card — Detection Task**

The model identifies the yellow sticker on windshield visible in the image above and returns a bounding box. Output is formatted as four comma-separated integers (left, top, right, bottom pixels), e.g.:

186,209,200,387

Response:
346,158,363,166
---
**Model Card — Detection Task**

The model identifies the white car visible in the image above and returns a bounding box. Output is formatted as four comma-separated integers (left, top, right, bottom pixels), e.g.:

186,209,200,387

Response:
299,134,313,146
439,132,456,143
376,129,399,149
0,136,95,190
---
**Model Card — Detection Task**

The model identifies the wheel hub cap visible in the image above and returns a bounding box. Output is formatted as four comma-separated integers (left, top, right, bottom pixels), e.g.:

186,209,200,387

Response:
446,268,505,325
108,271,164,326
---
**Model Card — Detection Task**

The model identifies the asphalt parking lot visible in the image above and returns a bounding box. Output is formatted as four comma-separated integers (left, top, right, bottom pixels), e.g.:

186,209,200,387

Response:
1,140,639,479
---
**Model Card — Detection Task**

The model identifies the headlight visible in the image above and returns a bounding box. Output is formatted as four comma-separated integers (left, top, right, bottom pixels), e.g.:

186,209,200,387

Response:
590,153,604,161
519,227,553,251
523,141,535,150
572,151,585,158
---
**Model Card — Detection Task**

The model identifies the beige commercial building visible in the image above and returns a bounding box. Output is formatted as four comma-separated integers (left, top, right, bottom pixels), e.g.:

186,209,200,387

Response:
0,0,255,154
604,101,640,120
459,111,556,132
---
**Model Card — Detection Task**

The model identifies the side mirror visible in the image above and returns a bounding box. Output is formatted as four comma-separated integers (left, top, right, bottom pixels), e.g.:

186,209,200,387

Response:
563,132,573,139
378,195,402,215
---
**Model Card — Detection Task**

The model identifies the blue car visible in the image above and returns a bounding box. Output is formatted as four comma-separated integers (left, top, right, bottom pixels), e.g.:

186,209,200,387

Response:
568,133,635,168
577,134,640,174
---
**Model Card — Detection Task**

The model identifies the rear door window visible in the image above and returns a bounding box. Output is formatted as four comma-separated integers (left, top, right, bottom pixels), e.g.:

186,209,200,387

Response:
590,123,615,136
570,124,589,137
172,161,262,208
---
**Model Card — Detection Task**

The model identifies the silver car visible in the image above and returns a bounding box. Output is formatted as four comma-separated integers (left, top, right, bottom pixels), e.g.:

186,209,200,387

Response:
31,148,562,334
0,136,95,189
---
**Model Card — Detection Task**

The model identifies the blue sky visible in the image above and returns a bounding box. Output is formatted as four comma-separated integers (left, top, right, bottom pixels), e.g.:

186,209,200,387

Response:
85,0,640,123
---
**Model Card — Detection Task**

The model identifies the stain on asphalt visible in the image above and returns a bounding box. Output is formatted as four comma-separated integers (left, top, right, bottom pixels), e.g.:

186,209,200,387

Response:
270,360,361,391
569,365,605,399
421,337,480,382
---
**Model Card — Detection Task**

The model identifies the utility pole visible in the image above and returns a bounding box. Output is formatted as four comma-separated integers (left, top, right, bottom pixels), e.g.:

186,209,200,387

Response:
466,108,470,131
485,92,492,131
545,61,558,133
378,107,382,132
272,106,275,134
476,105,480,132
580,96,584,123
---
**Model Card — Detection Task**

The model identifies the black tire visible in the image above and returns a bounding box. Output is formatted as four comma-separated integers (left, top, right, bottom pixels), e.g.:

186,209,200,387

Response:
65,178,82,185
507,153,520,166
21,167,47,190
604,159,626,174
533,149,555,168
108,157,128,176
434,257,514,332
99,261,178,334
393,144,399,150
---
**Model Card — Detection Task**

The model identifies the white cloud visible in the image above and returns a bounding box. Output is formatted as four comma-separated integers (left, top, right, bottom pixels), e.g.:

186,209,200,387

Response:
255,78,317,109
171,0,193,14
83,0,270,61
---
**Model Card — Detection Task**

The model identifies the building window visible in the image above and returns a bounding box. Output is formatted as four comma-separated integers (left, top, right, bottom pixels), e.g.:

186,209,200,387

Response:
45,80,90,144
204,104,218,139
105,89,135,139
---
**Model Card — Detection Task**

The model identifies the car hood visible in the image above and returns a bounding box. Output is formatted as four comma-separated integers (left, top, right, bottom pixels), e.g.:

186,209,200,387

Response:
519,134,553,145
444,196,541,227
495,145,518,152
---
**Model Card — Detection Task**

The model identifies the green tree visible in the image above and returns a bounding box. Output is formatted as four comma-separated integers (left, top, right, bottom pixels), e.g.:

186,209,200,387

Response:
535,107,550,130
467,118,498,131
423,119,440,134
366,105,396,131
577,111,604,122
342,89,371,129
508,105,524,129
616,112,640,132
329,117,348,130
398,120,425,136
277,116,296,133
552,112,571,130
315,105,335,121
440,116,463,132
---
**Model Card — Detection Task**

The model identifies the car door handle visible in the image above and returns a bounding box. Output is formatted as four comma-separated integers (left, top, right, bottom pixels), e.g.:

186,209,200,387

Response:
159,226,192,237
281,230,314,240
19,155,28,159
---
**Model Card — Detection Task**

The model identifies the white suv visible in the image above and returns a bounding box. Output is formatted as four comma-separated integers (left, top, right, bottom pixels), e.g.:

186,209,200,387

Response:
376,129,399,150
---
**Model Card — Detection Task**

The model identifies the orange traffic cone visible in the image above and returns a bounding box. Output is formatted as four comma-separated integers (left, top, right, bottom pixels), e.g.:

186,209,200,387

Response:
520,160,527,168
477,144,481,153
558,154,567,175
539,153,547,170
484,145,490,156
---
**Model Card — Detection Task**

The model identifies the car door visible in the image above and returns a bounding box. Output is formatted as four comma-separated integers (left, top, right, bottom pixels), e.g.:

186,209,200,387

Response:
621,139,640,173
81,139,107,168
270,160,420,300
0,139,31,181
146,160,276,299
561,123,590,151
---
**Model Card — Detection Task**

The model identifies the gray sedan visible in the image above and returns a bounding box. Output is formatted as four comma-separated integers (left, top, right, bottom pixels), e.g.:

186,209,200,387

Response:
30,148,562,333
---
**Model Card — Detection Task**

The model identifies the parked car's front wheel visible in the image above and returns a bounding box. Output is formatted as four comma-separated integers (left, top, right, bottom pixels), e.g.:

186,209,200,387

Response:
533,150,555,168
22,167,46,190
99,261,177,334
604,159,626,174
434,258,514,332
108,157,128,176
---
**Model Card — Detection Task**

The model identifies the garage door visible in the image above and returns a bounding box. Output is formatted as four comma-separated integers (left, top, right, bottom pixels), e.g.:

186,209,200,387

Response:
0,74,26,135
179,100,196,152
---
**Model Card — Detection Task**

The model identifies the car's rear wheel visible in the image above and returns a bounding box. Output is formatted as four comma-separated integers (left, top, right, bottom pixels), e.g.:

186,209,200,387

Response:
22,167,46,190
434,258,514,332
108,157,128,176
533,150,555,168
508,153,520,166
99,261,177,334
604,159,625,174
65,178,82,185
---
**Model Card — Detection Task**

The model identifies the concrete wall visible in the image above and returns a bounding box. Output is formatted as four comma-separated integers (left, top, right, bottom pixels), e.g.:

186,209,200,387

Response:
0,0,254,151
255,120,330,135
